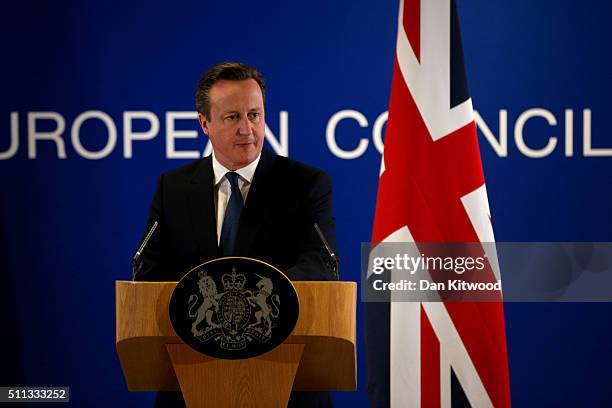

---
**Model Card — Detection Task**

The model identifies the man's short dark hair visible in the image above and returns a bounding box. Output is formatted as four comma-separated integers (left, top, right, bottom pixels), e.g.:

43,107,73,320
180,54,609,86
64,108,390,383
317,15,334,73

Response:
195,62,266,120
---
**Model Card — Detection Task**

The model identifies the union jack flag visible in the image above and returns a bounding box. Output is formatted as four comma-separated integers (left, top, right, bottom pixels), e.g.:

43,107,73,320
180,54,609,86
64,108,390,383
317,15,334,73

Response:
365,0,511,406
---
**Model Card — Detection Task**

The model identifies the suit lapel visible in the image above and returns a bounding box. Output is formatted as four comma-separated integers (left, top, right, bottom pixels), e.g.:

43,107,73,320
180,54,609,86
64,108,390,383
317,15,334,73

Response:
235,150,277,255
187,156,219,259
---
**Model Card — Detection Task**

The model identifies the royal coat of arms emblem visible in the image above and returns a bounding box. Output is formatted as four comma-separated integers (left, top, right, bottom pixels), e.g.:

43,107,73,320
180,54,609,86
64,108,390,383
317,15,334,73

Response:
169,257,299,359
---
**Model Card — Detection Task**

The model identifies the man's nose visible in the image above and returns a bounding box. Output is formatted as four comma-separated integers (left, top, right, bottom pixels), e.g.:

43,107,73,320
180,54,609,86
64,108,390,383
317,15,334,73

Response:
237,116,252,135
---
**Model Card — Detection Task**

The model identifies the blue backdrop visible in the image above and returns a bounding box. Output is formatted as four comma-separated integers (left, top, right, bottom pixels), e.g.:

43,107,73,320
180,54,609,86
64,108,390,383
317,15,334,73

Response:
2,1,611,406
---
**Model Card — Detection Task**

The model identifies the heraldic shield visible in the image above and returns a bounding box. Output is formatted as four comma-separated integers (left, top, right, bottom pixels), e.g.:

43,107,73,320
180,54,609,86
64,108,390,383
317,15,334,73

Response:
169,257,300,360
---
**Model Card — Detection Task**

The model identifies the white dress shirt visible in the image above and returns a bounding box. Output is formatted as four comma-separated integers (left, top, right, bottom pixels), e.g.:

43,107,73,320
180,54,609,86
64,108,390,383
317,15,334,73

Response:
211,151,261,245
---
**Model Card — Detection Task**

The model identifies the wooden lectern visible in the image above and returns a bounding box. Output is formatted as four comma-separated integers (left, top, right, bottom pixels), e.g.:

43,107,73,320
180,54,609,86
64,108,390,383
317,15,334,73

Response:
116,281,356,408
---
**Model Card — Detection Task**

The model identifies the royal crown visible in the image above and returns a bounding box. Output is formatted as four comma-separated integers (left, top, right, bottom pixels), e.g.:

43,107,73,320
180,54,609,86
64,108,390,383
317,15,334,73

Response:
222,268,246,291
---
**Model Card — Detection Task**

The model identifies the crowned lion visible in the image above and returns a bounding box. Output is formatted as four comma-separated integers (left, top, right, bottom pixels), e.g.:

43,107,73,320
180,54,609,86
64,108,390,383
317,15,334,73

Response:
188,270,220,335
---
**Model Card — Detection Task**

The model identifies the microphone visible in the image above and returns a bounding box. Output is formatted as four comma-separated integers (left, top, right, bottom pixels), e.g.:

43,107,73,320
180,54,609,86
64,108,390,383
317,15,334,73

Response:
314,223,339,280
132,220,158,281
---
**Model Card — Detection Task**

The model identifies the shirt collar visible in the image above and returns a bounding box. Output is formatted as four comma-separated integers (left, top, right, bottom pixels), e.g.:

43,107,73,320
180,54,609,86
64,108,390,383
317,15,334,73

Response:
211,150,261,186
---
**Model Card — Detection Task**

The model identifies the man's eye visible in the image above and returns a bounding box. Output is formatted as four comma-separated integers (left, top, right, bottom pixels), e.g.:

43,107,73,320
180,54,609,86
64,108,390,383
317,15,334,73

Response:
225,114,238,121
248,112,260,120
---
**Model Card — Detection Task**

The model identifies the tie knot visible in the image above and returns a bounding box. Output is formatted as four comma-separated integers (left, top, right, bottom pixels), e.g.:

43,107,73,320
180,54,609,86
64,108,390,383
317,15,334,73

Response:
225,172,240,188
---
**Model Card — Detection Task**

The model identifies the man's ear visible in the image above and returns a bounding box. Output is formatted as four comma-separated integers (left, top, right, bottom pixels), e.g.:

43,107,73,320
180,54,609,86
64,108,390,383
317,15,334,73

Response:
198,113,209,136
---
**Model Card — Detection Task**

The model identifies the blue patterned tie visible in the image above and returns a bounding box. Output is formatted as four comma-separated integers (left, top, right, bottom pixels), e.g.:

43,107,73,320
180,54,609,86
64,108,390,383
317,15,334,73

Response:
220,172,244,256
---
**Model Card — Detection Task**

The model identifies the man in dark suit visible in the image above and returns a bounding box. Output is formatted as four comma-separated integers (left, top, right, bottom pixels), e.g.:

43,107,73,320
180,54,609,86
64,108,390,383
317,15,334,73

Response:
135,62,337,407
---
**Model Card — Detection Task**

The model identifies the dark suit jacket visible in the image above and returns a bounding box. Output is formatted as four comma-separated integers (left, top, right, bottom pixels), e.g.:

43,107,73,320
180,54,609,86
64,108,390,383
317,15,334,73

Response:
135,149,338,282
135,149,337,408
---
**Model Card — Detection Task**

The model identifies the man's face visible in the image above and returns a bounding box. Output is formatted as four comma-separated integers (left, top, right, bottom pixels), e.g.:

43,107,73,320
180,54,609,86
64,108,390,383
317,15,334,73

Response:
198,79,265,170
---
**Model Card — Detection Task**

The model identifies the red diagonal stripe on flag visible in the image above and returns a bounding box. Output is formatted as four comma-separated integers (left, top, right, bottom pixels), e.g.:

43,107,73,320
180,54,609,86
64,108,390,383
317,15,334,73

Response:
403,0,421,62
